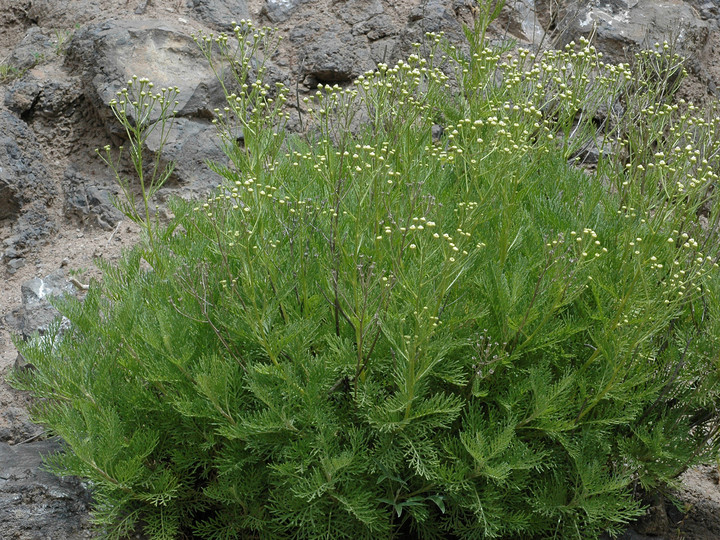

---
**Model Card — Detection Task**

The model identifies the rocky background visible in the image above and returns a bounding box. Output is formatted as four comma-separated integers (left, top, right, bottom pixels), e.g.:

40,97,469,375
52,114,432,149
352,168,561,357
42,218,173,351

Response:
1,0,720,538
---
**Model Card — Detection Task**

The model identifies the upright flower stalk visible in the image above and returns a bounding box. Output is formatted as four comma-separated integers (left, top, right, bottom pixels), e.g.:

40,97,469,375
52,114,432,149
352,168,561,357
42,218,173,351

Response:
97,77,179,265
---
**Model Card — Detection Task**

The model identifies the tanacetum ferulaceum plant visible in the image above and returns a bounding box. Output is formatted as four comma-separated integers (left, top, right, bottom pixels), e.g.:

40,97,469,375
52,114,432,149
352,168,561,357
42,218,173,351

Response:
11,10,720,540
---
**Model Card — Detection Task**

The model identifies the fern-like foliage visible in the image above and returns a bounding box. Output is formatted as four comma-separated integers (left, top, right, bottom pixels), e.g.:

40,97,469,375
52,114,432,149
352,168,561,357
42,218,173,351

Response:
10,12,720,540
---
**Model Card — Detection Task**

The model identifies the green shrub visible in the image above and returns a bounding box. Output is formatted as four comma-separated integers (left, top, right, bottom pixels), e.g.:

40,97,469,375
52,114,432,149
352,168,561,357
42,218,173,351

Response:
11,16,720,540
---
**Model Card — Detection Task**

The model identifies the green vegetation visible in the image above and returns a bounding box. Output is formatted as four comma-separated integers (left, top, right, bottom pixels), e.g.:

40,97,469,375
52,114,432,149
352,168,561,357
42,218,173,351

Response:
0,26,77,85
53,26,77,56
10,12,720,540
0,62,24,83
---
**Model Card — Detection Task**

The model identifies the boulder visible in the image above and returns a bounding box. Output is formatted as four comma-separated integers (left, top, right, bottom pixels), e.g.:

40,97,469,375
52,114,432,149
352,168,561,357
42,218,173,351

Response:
186,0,250,30
393,0,471,66
290,21,375,85
493,0,546,46
63,167,122,230
261,0,313,23
4,77,43,117
64,19,238,191
537,0,710,60
334,0,385,26
144,117,231,194
4,270,75,342
0,110,56,261
407,0,469,36
526,0,720,116
6,27,55,71
5,73,86,128
66,19,228,129
26,0,115,27
0,439,93,539
0,405,43,444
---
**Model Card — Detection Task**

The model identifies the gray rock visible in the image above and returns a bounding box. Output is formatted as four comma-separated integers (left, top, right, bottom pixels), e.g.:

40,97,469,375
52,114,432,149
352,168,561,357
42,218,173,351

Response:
63,18,244,201
4,78,43,117
353,14,396,41
697,2,719,24
571,134,617,166
5,270,75,341
545,0,710,61
633,494,671,536
600,529,666,540
0,405,43,444
408,0,467,35
395,0,469,66
63,167,122,230
261,0,312,23
0,439,93,539
144,117,231,194
7,257,26,274
263,58,293,95
2,210,58,261
20,269,75,307
186,0,250,30
32,79,85,119
0,184,22,224
13,350,34,373
5,75,86,126
26,0,106,28
493,0,546,45
335,0,384,26
0,110,57,257
290,21,375,85
66,19,228,130
369,36,398,65
134,0,150,15
7,27,55,70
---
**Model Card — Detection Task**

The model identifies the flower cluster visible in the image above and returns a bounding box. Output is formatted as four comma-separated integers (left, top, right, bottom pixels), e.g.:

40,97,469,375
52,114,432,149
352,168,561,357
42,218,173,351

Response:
109,76,179,129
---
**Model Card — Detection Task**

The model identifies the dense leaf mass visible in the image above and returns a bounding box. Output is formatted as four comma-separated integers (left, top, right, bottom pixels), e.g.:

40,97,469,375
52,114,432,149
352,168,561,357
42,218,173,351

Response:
11,13,720,540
